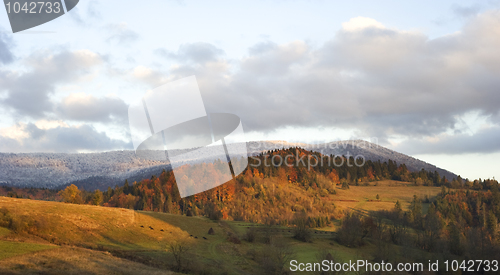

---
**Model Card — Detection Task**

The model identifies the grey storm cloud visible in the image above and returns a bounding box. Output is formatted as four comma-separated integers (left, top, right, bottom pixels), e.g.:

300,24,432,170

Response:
0,32,14,64
0,50,102,118
134,10,500,156
0,123,132,153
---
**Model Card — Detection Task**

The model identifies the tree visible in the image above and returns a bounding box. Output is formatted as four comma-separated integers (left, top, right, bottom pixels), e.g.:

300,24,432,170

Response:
423,204,443,251
376,194,380,200
341,179,349,190
92,190,103,206
59,184,83,204
394,200,402,212
164,195,172,213
123,180,130,194
486,210,497,237
448,221,464,256
292,212,311,242
409,195,423,228
337,213,365,247
166,234,192,272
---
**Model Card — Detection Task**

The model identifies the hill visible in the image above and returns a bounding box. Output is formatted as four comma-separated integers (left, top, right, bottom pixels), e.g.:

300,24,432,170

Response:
0,180,441,274
0,140,457,191
0,196,187,274
246,140,457,180
1,171,498,274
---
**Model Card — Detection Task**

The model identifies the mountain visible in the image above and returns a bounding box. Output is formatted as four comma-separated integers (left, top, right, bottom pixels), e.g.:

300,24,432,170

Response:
246,140,458,181
0,140,457,190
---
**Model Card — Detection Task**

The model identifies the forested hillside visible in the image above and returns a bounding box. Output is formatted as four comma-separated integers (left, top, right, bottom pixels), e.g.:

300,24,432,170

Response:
37,148,476,228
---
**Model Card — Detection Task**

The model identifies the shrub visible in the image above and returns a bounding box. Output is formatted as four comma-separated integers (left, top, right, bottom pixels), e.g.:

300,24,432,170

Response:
0,207,13,228
0,207,47,234
227,232,241,244
336,213,365,247
293,213,311,242
244,227,256,243
259,238,295,275
262,228,275,244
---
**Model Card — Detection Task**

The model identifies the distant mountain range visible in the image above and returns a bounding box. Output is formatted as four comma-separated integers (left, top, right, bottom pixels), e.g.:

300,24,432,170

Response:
0,140,458,191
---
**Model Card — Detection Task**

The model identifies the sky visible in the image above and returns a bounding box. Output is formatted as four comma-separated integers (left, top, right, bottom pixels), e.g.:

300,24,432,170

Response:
0,0,500,180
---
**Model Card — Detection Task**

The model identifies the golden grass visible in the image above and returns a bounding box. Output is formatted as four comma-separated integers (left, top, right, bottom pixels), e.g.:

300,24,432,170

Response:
0,197,188,250
0,227,9,237
332,180,441,213
0,246,178,275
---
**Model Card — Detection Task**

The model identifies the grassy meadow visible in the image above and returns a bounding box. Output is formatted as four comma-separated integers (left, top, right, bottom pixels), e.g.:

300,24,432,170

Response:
0,181,442,274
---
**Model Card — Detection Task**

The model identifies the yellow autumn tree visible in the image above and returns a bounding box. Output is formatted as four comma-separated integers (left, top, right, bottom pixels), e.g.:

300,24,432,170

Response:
59,184,83,204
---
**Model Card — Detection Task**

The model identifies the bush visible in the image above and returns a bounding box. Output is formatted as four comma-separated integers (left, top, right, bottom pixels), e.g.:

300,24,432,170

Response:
259,238,295,275
262,228,275,244
316,250,343,275
336,213,365,247
227,232,241,244
0,207,47,234
244,227,256,243
293,213,312,242
0,207,13,228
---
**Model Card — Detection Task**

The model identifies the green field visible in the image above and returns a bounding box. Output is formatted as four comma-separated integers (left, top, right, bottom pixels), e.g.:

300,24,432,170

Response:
0,239,55,260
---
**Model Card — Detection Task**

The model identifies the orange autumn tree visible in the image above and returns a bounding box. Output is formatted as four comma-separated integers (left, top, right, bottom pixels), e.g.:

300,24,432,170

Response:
328,169,340,185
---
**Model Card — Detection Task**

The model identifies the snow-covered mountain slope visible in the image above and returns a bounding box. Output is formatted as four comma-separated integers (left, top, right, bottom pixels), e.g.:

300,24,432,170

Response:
0,140,458,190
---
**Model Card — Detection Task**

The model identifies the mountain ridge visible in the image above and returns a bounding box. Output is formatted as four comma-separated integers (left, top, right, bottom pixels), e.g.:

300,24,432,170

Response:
0,140,458,190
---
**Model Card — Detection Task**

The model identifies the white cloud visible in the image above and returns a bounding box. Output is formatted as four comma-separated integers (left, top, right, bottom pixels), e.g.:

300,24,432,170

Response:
341,17,385,32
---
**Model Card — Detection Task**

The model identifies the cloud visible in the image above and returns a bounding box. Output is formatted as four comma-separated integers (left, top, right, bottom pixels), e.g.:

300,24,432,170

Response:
241,40,309,75
155,42,225,64
131,65,172,87
4,11,498,154
106,22,139,44
0,122,131,153
131,10,500,156
0,32,14,64
452,4,482,19
87,0,102,19
0,50,102,118
393,126,500,155
56,93,128,123
341,17,385,31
